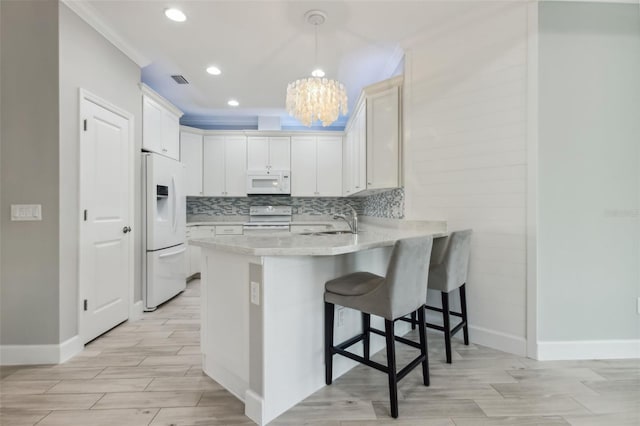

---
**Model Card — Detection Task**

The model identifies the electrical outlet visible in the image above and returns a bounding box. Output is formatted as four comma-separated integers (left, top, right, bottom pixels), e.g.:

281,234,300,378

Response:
637,297,640,315
337,307,345,327
250,281,260,305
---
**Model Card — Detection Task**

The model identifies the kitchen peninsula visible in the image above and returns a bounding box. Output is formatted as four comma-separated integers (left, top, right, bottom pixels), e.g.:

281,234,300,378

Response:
191,220,446,425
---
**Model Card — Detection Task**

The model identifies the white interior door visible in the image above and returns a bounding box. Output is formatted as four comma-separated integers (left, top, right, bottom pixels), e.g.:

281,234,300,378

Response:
80,93,132,344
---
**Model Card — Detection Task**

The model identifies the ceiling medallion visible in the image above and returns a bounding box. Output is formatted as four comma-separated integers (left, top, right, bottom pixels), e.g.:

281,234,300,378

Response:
286,10,348,127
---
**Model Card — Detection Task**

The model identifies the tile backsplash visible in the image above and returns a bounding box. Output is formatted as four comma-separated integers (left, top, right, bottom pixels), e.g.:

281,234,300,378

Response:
187,188,404,219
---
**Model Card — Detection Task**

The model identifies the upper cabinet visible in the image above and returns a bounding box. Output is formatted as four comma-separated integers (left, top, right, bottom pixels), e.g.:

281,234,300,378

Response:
343,102,367,196
180,128,203,196
141,84,183,160
203,135,247,197
366,84,400,190
344,76,402,195
291,136,342,197
247,136,290,172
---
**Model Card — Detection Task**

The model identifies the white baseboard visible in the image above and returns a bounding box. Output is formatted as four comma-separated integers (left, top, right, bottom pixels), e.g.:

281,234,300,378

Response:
1,335,84,366
537,339,640,361
245,390,265,426
468,325,527,357
130,300,144,322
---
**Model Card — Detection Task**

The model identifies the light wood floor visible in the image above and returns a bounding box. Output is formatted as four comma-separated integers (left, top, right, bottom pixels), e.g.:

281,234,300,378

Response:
1,279,638,426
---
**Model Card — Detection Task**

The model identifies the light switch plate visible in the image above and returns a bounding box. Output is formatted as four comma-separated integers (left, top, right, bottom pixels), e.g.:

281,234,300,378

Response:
11,204,42,221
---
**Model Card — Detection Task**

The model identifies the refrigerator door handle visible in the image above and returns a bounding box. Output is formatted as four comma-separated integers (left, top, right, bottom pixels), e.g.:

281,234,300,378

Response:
158,246,187,259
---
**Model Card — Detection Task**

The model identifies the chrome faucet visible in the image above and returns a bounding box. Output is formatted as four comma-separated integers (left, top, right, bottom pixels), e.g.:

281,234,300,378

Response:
333,205,358,234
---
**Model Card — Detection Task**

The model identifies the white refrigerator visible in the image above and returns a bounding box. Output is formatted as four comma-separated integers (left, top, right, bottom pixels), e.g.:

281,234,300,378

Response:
143,153,187,311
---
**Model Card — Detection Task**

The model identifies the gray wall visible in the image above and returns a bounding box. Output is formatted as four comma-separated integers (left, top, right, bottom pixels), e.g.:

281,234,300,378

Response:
1,0,61,345
58,3,143,341
538,2,640,341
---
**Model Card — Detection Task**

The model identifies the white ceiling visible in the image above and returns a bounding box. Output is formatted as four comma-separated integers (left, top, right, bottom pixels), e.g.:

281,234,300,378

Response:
77,1,469,129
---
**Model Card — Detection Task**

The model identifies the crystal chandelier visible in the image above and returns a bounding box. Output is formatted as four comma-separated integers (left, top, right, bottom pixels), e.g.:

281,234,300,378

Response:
286,11,348,127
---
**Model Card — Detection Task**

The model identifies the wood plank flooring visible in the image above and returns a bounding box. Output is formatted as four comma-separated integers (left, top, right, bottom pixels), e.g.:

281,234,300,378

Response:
1,279,638,425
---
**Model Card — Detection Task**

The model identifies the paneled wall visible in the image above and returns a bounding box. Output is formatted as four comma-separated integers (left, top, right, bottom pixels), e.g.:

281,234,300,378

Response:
402,3,529,355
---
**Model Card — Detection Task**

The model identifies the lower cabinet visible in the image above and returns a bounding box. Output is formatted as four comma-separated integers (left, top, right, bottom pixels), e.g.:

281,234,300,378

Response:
186,225,244,277
186,226,215,277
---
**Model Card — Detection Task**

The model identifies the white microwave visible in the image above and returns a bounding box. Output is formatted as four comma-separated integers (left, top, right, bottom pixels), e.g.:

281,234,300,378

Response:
246,170,291,195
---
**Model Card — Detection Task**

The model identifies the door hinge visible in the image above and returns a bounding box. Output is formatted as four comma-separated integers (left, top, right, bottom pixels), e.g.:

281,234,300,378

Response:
83,209,88,221
83,119,87,131
83,299,88,311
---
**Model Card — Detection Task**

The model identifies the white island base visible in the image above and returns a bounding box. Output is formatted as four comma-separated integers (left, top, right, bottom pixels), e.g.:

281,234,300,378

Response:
200,246,413,425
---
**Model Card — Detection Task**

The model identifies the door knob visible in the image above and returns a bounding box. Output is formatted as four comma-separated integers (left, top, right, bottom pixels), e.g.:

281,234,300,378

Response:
123,226,131,234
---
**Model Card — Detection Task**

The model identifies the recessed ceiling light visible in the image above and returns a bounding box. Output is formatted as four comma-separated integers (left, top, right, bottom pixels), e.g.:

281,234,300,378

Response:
227,99,239,107
311,68,325,78
206,66,221,76
164,8,186,22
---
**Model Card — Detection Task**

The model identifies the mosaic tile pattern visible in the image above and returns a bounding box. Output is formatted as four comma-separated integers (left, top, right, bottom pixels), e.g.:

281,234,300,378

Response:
363,188,404,219
187,188,404,219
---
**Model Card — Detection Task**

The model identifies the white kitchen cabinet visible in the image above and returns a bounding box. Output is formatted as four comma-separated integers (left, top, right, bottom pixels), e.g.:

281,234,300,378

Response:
180,129,203,196
203,135,247,197
186,225,215,277
343,102,367,196
291,136,342,197
141,84,183,160
247,136,290,171
342,130,353,196
366,85,400,190
215,225,243,235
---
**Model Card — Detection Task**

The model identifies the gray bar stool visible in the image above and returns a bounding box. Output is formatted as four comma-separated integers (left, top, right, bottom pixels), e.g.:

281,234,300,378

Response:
409,229,472,363
324,235,434,419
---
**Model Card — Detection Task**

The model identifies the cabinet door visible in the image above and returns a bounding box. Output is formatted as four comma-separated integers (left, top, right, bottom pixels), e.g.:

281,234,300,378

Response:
291,137,317,196
342,130,353,196
247,137,269,171
203,136,226,196
268,137,291,170
316,136,342,197
366,87,399,189
142,96,164,154
354,104,367,193
180,131,203,196
162,110,180,160
224,136,247,197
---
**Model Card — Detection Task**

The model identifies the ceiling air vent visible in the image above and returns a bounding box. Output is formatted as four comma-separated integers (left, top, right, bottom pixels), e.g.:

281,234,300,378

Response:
171,75,189,84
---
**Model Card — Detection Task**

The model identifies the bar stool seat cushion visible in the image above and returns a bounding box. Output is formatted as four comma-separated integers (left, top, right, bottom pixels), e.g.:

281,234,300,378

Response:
325,272,384,296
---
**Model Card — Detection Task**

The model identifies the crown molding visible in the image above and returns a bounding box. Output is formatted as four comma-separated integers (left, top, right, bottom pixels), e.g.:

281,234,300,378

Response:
140,83,184,117
61,0,150,67
381,45,405,80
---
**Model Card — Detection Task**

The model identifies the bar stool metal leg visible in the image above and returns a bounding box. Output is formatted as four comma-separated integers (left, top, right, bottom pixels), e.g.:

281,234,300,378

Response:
325,302,335,385
362,312,371,360
441,292,452,364
410,311,416,330
460,283,469,345
417,306,430,386
384,320,399,418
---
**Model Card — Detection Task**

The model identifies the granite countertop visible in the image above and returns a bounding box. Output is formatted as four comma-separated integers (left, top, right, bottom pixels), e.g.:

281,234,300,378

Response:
189,223,447,256
187,215,352,228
